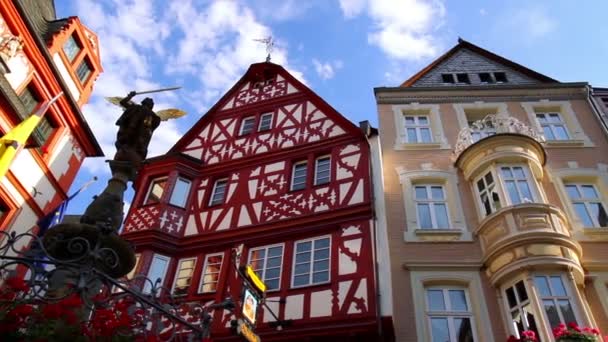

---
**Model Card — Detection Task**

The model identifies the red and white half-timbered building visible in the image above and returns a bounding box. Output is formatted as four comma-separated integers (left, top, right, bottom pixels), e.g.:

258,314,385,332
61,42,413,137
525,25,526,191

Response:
122,62,390,341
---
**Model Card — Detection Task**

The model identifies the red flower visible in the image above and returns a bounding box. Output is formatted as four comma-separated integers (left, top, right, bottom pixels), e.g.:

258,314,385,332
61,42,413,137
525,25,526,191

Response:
59,293,83,308
5,276,29,292
9,304,34,318
568,322,581,332
507,335,520,342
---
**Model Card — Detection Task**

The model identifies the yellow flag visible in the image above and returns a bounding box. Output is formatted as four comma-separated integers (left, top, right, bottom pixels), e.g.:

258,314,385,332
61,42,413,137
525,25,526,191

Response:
0,92,63,179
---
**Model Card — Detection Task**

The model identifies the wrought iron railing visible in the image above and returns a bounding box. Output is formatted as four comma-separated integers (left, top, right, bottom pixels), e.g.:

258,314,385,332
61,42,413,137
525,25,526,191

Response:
452,114,544,160
0,230,231,341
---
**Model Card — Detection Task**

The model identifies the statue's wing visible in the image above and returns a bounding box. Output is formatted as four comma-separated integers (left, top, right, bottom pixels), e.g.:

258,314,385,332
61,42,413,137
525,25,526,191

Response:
105,96,127,107
156,109,187,121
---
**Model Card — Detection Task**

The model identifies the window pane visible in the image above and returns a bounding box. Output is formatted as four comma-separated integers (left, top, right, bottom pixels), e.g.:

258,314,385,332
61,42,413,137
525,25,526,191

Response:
418,203,433,229
548,113,561,123
515,281,528,302
169,178,191,207
543,299,561,328
574,203,594,227
595,203,608,226
145,256,168,293
313,260,329,272
477,179,485,192
405,116,415,125
266,279,279,290
505,180,521,204
293,275,308,286
427,290,445,311
267,256,281,268
210,180,227,205
536,114,547,123
241,117,255,135
266,268,280,279
554,125,569,140
506,287,517,308
418,116,429,125
543,126,555,140
145,178,167,205
312,271,329,283
449,290,467,311
534,276,551,297
512,167,525,179
431,318,450,342
315,238,330,249
501,167,513,178
558,299,577,325
549,276,567,296
294,263,310,275
63,35,81,61
415,186,428,200
484,172,493,185
565,185,580,199
434,204,449,228
581,185,598,198
517,181,533,202
259,113,272,131
454,318,474,342
420,128,432,143
295,252,310,263
315,157,331,185
316,248,329,259
296,241,312,252
407,128,417,143
76,59,92,82
431,186,444,200
292,163,307,190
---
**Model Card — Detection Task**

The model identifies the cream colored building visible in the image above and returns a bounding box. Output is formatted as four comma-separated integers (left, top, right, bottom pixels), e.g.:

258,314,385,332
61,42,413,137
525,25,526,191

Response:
373,39,608,341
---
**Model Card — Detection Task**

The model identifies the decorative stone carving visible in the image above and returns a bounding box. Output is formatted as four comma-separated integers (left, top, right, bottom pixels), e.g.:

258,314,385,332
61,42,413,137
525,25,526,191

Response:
452,114,544,160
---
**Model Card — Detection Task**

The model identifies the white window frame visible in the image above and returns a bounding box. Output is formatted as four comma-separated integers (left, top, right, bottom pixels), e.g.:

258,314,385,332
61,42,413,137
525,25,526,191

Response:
291,235,331,288
536,112,570,141
144,254,170,294
414,184,450,229
198,253,224,293
248,243,284,291
498,165,536,205
564,183,608,228
404,115,433,143
144,177,168,205
171,257,197,296
169,177,192,208
503,279,540,338
314,156,331,186
209,179,228,206
534,275,579,328
258,112,273,131
240,116,256,135
425,287,477,342
291,161,307,191
475,170,502,217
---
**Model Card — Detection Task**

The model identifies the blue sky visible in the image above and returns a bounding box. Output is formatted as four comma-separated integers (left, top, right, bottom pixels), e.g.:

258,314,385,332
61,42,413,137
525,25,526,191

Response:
55,0,608,214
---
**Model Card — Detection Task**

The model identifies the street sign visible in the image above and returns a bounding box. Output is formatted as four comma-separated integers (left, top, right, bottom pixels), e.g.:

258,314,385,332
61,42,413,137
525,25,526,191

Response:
245,265,267,293
236,319,261,342
242,288,259,325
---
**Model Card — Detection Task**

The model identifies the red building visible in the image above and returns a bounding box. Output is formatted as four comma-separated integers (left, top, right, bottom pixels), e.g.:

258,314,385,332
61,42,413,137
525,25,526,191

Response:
0,1,102,238
121,62,389,341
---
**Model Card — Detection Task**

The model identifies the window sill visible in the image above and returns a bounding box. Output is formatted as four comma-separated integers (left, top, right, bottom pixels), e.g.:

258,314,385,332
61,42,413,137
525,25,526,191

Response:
404,228,472,242
394,142,450,150
543,139,589,148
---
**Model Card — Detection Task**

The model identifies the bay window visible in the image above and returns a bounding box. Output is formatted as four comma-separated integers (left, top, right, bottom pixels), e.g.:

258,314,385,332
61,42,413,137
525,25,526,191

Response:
144,254,170,294
474,164,539,217
505,280,541,338
534,276,577,328
169,177,191,208
144,177,168,205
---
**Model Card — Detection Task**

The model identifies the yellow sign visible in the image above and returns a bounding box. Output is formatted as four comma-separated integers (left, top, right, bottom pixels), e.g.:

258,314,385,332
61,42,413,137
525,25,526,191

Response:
237,319,261,342
245,265,266,293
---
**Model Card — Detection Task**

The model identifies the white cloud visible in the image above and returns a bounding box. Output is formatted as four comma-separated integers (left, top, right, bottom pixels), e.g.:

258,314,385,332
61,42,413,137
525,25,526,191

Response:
338,0,445,60
312,59,343,80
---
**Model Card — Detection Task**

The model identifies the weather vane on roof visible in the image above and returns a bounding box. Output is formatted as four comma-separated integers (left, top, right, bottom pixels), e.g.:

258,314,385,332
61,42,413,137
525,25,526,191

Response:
253,36,274,62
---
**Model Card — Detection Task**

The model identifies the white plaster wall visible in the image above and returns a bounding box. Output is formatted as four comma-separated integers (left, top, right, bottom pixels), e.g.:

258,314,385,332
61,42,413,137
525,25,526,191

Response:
52,53,80,101
10,150,55,210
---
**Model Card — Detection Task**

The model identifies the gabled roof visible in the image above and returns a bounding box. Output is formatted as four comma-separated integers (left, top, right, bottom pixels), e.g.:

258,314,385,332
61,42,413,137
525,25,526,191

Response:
400,38,558,87
170,62,364,153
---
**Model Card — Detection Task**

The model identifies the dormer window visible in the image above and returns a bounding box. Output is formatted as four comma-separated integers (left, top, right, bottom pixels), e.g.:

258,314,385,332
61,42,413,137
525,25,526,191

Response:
76,58,92,83
63,35,81,62
441,74,455,84
494,72,507,83
456,73,470,84
479,73,493,83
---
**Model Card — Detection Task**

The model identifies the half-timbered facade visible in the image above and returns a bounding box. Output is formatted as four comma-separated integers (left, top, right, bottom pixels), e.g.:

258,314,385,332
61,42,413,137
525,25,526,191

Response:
0,1,102,242
122,62,388,341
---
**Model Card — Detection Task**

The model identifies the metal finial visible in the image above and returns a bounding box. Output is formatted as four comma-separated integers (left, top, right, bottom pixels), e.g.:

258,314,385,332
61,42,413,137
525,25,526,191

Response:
253,36,274,62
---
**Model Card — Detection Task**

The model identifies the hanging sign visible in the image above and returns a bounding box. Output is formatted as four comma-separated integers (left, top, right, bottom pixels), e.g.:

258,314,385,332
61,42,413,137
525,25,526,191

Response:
236,319,261,342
